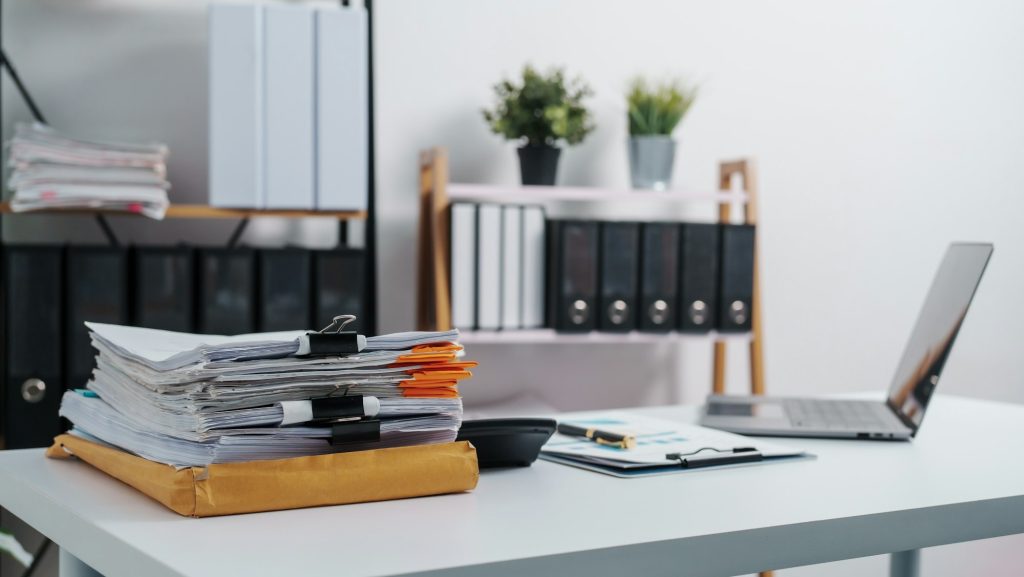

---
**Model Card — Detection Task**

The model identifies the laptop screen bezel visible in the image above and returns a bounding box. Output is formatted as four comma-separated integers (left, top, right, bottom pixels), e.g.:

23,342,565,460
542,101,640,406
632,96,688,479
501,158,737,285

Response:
885,243,993,435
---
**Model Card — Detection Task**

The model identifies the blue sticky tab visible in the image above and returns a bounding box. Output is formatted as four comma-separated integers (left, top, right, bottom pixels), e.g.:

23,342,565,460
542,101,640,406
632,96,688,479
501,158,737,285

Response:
74,389,99,398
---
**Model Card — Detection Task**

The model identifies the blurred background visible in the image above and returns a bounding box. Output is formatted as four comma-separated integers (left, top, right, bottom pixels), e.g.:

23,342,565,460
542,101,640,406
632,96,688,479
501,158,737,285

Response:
3,0,1023,575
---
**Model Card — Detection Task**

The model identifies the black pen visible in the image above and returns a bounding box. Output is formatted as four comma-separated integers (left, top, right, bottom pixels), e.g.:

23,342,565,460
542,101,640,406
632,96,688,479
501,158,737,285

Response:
557,423,636,449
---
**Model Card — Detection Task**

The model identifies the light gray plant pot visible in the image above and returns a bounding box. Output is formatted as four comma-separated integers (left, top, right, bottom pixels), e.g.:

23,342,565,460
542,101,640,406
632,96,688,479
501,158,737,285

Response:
628,135,676,191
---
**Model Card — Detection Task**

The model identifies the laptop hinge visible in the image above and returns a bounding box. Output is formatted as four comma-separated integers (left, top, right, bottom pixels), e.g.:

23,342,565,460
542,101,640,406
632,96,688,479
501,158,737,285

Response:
886,398,919,435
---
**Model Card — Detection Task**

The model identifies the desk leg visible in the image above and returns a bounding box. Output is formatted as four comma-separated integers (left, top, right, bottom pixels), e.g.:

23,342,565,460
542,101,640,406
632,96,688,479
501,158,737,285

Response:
890,549,921,577
59,548,104,577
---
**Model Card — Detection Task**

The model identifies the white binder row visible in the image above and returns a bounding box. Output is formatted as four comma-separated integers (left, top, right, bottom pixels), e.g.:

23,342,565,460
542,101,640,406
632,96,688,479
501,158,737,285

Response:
209,2,368,211
450,203,546,331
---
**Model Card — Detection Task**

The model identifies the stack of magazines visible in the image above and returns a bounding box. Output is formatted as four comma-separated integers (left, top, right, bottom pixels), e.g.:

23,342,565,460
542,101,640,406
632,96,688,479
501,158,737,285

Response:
59,322,475,467
6,123,170,219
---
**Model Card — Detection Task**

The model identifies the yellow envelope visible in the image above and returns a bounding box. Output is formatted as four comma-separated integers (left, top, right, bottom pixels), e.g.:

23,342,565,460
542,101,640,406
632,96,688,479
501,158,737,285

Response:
46,434,479,517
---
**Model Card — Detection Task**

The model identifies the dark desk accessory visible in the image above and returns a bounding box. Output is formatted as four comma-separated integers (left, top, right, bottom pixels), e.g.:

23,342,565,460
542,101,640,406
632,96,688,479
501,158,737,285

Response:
456,418,557,468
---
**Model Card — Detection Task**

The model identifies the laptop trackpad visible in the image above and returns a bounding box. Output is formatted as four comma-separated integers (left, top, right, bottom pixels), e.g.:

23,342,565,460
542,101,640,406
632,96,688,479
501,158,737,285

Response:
707,400,786,419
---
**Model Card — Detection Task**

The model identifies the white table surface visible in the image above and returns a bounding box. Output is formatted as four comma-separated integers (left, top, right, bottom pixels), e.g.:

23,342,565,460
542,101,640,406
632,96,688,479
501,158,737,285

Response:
2,394,1023,577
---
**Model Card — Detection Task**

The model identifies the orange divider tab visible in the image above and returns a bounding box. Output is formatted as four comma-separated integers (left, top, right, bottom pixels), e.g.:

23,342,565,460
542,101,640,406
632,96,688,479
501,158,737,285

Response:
392,353,459,365
401,379,459,389
411,362,478,371
402,387,459,398
412,343,463,353
408,370,472,381
391,343,463,364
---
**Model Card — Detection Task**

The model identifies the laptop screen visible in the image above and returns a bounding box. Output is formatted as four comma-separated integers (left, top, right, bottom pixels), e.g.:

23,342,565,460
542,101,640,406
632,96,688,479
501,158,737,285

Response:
886,243,993,429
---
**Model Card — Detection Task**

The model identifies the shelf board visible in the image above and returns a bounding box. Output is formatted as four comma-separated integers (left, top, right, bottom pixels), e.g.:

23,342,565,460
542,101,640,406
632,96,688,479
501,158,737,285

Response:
456,328,752,345
0,202,366,220
446,183,747,205
164,205,366,220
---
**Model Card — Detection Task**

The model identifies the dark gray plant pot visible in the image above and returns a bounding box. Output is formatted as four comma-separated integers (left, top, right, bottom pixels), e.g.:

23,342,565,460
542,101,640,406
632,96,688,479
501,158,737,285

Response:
629,136,676,190
517,145,561,186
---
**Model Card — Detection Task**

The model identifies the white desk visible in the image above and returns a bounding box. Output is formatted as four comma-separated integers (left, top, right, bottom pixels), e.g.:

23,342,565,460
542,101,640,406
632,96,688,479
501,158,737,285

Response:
2,395,1023,577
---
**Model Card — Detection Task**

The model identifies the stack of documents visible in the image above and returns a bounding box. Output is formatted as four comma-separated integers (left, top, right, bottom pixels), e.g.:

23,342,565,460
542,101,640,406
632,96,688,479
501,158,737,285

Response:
6,123,170,219
59,323,475,467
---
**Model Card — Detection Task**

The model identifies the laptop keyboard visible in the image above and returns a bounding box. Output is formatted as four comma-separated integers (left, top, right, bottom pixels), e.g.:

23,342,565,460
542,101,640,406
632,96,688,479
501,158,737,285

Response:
784,399,903,431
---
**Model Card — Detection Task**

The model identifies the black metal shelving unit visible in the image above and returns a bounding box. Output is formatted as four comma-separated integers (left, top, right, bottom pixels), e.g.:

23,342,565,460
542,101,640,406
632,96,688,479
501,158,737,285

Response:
0,0,380,445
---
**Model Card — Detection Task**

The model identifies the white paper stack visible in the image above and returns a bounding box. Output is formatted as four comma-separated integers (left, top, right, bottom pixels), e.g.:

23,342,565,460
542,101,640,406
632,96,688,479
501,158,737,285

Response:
6,123,170,219
60,323,474,467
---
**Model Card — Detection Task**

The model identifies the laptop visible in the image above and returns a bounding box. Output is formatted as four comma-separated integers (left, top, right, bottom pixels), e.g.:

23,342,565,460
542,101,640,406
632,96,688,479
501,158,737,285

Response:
700,242,993,440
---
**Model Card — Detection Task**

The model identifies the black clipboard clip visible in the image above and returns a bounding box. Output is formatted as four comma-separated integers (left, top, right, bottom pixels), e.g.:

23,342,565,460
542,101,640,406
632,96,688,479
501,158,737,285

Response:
666,447,763,469
296,315,367,357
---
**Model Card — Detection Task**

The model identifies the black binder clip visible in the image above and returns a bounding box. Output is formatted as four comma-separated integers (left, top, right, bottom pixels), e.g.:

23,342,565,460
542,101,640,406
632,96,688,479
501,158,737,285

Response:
310,395,380,423
297,315,366,357
329,419,381,446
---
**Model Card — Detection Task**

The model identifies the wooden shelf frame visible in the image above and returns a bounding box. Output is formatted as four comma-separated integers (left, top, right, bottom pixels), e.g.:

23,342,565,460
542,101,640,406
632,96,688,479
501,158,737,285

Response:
416,146,766,398
0,202,367,221
446,183,747,205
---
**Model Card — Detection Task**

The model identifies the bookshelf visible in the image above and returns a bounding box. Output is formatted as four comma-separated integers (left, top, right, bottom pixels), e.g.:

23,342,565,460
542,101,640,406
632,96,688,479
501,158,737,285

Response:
416,147,765,396
0,202,367,220
0,6,381,454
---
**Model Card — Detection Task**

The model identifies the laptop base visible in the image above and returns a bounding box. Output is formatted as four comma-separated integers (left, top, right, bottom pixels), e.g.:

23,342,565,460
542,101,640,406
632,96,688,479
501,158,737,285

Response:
701,395,914,440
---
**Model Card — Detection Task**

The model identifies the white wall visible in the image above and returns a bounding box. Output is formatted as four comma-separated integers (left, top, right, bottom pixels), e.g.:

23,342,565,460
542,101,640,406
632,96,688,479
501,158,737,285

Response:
374,0,1024,405
3,0,1024,574
372,0,1024,574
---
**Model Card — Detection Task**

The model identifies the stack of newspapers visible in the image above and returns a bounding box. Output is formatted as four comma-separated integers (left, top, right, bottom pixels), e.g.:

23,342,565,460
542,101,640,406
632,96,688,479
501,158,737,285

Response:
6,123,170,219
59,323,474,467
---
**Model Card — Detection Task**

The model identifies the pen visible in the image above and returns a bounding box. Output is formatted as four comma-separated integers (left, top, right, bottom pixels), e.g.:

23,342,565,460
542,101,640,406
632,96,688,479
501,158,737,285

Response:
556,422,636,449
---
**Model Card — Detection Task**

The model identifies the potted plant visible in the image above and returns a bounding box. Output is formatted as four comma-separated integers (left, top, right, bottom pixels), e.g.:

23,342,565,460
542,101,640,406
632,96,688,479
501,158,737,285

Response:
483,65,594,186
626,77,698,190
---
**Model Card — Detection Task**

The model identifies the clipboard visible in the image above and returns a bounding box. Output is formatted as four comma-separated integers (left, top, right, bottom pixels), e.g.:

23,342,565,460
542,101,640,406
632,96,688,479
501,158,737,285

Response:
539,412,813,478
540,451,813,478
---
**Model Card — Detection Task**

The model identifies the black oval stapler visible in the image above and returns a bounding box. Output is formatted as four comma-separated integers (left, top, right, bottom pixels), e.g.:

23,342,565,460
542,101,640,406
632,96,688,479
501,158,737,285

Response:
456,419,557,468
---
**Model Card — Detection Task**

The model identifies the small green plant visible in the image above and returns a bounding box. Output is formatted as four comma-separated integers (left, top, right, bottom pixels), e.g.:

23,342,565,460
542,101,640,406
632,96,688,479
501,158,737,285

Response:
483,65,594,147
627,77,698,136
